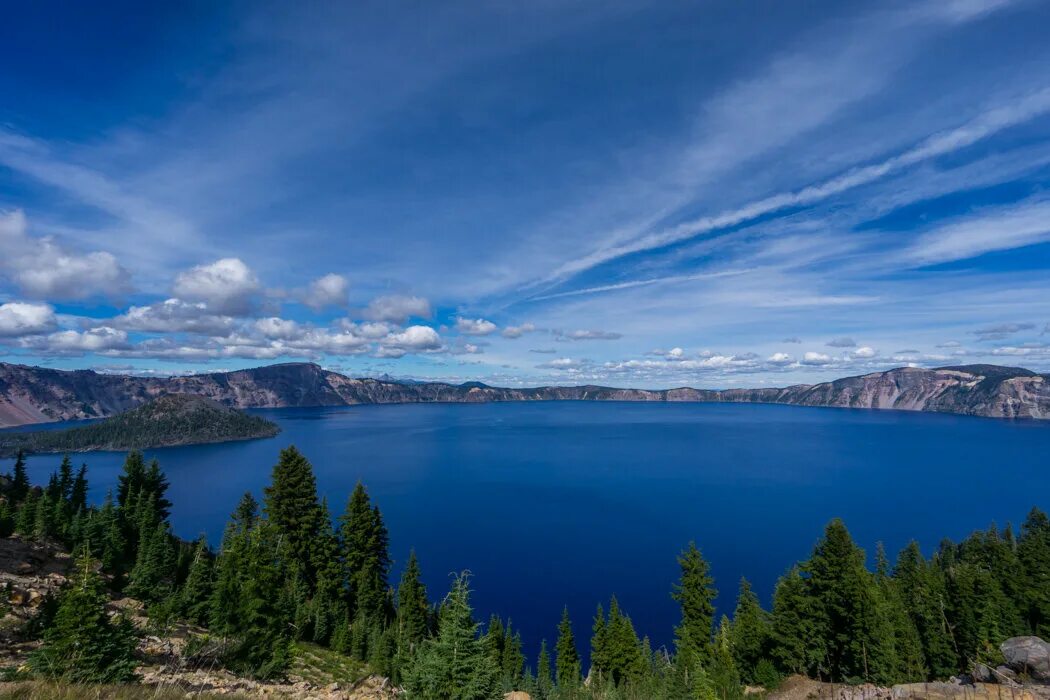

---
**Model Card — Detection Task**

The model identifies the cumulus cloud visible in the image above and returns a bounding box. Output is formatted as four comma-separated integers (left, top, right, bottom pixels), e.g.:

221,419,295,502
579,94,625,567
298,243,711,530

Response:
826,337,857,348
538,357,584,369
455,317,498,336
767,352,794,365
376,325,442,358
300,273,349,310
0,209,131,300
973,322,1035,340
501,323,536,339
173,258,260,315
255,317,302,339
113,298,236,335
553,329,623,341
851,346,877,358
22,326,130,355
363,295,432,323
0,302,57,337
802,351,833,365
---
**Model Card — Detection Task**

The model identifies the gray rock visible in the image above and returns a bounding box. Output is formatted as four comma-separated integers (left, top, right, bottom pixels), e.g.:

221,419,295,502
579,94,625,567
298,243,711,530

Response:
972,663,994,683
1000,636,1050,681
995,665,1019,683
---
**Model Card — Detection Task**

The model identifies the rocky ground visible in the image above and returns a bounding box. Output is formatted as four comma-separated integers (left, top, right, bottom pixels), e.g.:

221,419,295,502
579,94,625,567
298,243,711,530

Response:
0,535,397,699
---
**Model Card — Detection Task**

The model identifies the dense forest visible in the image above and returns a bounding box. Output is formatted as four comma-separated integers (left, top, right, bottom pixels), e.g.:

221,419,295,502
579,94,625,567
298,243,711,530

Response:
0,446,1048,699
0,394,279,457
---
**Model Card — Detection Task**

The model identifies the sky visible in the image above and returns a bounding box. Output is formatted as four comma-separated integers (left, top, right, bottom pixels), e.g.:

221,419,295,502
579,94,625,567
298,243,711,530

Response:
2,0,1050,388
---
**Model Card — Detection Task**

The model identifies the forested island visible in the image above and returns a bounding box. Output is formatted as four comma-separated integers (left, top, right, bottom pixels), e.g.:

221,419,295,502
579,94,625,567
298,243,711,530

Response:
0,448,1048,699
0,394,280,457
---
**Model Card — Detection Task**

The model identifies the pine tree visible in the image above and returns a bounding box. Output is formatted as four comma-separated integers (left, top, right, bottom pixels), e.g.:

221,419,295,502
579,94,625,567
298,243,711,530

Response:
70,463,88,515
116,450,147,511
30,548,137,683
894,541,957,679
340,481,391,621
1018,507,1050,636
501,622,525,690
536,640,553,700
10,449,29,502
554,606,581,695
14,489,38,536
179,535,215,625
264,445,324,584
57,455,74,503
672,541,716,673
803,519,898,682
396,550,431,678
401,573,500,700
769,565,823,676
730,577,771,683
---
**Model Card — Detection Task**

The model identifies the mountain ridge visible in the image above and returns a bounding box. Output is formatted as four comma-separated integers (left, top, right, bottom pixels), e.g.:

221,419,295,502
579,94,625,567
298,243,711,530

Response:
1,361,1048,428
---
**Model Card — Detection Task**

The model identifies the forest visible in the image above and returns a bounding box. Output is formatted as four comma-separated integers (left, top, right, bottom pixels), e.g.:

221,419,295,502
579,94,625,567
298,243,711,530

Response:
0,446,1048,699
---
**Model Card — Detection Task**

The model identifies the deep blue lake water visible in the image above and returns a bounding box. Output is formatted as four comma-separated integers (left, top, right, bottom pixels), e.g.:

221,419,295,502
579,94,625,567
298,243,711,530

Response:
5,401,1050,660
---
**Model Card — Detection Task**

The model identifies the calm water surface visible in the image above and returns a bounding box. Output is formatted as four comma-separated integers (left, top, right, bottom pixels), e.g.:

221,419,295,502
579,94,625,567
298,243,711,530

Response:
7,401,1050,657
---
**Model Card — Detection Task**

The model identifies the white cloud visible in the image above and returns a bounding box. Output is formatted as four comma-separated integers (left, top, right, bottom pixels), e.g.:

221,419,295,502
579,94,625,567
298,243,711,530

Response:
113,298,236,335
768,352,794,365
501,323,536,339
0,301,57,337
455,317,498,336
0,209,131,301
23,326,130,355
301,273,349,310
554,329,623,341
255,317,302,339
905,199,1050,267
851,346,877,358
380,325,440,356
363,295,432,323
802,351,833,365
173,258,260,315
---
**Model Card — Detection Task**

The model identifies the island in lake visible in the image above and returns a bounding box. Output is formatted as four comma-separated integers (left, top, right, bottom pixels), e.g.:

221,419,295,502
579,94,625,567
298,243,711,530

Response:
0,394,280,456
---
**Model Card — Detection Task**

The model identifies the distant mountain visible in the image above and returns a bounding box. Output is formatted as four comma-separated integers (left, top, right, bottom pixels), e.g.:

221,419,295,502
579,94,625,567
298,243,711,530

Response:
1,361,1048,429
0,394,280,456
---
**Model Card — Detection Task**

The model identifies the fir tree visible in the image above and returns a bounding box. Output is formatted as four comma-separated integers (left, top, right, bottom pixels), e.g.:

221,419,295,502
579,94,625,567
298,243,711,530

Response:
70,463,88,515
396,549,431,677
402,573,500,700
894,541,957,679
672,541,716,672
1018,507,1050,636
554,606,581,694
769,566,823,677
536,640,553,700
9,449,30,502
730,577,771,683
30,548,137,683
179,535,215,625
264,445,324,584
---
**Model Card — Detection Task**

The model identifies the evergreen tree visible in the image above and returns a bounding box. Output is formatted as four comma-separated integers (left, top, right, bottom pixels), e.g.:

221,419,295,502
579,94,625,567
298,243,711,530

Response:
554,606,581,694
57,455,74,503
179,535,215,625
14,489,38,536
116,450,147,511
264,445,324,584
805,519,898,682
769,566,822,676
30,549,137,683
536,640,553,700
402,573,500,700
894,541,957,678
9,449,30,502
70,463,88,515
1018,507,1050,636
672,541,716,673
396,550,431,677
340,481,391,621
730,577,771,683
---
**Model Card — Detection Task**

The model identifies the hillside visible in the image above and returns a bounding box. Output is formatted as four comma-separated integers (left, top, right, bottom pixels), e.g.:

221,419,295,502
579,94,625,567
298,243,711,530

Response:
1,361,1048,428
0,394,280,455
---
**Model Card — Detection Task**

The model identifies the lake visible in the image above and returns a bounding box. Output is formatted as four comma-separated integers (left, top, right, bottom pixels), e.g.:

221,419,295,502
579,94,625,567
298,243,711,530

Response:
7,401,1050,659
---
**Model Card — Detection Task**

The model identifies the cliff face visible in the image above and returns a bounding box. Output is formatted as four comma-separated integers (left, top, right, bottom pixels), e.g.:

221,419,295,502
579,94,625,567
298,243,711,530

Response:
1,361,1048,428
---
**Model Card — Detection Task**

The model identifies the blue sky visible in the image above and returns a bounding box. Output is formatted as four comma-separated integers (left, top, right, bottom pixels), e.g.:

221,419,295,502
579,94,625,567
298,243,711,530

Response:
2,0,1050,387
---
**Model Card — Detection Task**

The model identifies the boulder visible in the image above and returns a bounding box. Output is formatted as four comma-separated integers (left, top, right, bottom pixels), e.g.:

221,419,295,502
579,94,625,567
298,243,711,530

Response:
1001,636,1050,681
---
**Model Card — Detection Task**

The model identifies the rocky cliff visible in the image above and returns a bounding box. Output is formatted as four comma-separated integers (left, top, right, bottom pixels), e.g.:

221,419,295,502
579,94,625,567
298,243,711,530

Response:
1,361,1048,428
